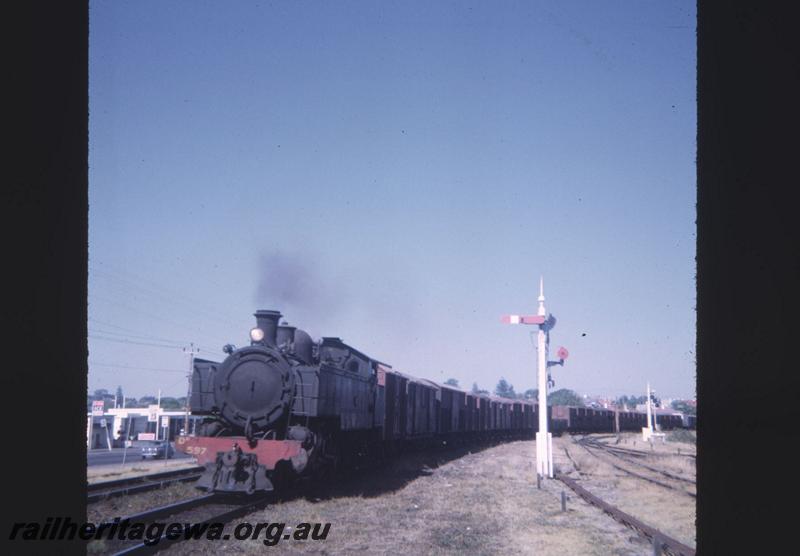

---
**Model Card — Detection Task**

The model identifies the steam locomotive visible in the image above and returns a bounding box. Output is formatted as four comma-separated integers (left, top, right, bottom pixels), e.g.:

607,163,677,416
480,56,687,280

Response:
175,310,690,494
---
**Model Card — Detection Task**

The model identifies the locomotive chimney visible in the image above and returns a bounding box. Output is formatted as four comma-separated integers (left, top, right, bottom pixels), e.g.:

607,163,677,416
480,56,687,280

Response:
254,310,282,347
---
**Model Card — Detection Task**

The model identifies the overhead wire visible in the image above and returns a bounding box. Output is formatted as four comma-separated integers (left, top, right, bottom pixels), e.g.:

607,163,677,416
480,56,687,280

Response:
88,333,222,356
89,326,187,346
87,323,221,352
89,361,187,373
90,259,234,306
88,294,228,350
89,264,243,329
89,334,190,350
87,260,244,388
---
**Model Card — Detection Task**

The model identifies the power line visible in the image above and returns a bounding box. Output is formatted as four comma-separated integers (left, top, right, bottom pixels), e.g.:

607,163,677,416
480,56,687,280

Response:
89,334,223,357
90,260,235,310
89,317,190,339
89,294,204,329
88,295,228,349
88,319,224,354
89,326,220,353
89,361,186,373
89,327,187,347
89,265,242,329
89,334,190,350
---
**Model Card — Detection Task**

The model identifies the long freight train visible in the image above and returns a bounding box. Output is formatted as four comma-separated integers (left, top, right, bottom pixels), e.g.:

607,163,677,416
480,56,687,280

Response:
176,310,691,494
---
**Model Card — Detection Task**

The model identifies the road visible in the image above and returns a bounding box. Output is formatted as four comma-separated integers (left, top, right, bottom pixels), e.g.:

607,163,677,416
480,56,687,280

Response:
87,445,192,466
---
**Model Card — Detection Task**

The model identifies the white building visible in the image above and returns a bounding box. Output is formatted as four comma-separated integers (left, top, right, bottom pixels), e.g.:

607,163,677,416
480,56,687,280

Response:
87,407,203,449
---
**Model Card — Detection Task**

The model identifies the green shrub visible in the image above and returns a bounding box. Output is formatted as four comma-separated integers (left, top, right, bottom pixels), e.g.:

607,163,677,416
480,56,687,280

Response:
667,429,696,444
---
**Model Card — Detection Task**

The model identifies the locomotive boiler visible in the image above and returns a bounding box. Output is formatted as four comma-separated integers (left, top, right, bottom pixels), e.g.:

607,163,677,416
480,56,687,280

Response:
177,309,386,494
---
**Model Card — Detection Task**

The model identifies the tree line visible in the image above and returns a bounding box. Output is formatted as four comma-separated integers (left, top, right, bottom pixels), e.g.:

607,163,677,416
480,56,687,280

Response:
444,378,585,406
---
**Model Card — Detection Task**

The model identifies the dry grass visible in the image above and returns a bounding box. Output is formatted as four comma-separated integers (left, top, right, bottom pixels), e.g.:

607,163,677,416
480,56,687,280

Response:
87,481,203,524
161,441,653,555
87,458,200,484
556,434,696,549
666,429,696,445
589,432,697,480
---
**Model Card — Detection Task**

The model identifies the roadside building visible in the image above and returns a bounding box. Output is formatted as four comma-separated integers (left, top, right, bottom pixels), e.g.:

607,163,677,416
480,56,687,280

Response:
86,408,202,448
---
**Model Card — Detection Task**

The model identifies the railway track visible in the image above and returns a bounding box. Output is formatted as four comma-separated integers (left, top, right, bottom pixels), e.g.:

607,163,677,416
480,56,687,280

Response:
580,438,696,487
556,473,695,556
576,438,696,498
87,466,205,504
598,436,697,460
94,492,272,555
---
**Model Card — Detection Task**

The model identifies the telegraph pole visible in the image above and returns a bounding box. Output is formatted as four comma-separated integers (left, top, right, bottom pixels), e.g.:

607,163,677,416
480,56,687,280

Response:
502,277,568,480
156,388,161,441
182,343,198,435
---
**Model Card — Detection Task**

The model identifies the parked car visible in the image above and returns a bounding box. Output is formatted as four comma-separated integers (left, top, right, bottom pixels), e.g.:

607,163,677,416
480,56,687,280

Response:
140,441,174,459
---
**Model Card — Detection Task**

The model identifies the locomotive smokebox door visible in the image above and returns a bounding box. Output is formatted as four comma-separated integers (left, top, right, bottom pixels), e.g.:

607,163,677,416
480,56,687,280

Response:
214,346,295,434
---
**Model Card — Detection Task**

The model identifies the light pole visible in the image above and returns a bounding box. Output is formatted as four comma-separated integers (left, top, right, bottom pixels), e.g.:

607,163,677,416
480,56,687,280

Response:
502,277,568,480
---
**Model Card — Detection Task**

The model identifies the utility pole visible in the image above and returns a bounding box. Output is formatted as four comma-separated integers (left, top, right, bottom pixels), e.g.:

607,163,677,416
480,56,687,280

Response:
120,415,133,468
156,388,161,441
182,343,199,436
502,277,568,480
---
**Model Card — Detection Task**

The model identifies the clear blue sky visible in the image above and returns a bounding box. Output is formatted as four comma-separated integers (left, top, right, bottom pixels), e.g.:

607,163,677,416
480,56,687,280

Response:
89,1,696,401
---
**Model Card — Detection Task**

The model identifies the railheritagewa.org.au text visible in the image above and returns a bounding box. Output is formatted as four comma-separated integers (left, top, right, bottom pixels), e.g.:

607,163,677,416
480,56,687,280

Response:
9,517,331,546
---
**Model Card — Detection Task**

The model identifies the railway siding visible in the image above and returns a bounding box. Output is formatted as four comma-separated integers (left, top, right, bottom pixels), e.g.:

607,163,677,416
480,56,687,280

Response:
555,434,696,551
557,474,695,556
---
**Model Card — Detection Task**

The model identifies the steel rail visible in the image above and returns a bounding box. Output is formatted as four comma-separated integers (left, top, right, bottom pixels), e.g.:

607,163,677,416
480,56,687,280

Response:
109,494,272,555
593,438,696,459
577,440,696,498
100,493,219,527
88,472,204,503
93,493,220,555
556,473,696,556
580,439,696,486
88,466,206,492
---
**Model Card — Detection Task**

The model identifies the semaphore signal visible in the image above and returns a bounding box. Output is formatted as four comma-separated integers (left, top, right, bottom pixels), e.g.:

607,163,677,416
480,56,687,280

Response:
501,276,569,480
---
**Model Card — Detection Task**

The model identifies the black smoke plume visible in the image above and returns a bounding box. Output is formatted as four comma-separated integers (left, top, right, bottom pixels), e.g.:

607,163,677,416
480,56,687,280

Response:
254,250,351,330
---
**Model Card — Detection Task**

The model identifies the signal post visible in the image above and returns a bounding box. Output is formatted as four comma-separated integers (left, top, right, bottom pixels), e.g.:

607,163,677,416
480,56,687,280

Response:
502,277,568,480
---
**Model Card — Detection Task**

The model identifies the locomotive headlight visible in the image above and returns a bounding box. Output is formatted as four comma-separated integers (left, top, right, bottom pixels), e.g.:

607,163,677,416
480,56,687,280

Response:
250,327,265,342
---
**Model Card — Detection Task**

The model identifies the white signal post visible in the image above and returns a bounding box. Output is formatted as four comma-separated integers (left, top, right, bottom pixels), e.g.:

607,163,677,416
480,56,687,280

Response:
642,382,664,442
643,382,654,441
501,277,568,480
535,277,550,479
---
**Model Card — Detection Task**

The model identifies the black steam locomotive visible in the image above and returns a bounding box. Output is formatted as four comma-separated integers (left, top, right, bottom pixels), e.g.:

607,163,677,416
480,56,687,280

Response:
178,309,539,493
